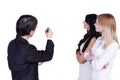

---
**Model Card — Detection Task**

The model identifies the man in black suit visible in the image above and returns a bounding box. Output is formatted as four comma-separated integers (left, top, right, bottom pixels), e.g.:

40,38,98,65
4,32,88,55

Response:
7,15,54,80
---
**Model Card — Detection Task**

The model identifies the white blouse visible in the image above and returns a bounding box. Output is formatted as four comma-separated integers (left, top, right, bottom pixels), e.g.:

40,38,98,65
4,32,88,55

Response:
91,37,119,80
78,41,92,80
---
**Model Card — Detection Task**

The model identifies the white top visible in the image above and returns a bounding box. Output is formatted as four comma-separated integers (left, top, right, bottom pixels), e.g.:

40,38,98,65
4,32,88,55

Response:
91,37,119,80
78,41,92,80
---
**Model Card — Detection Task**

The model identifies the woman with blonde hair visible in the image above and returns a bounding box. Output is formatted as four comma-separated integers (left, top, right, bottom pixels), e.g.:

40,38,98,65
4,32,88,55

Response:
85,13,119,80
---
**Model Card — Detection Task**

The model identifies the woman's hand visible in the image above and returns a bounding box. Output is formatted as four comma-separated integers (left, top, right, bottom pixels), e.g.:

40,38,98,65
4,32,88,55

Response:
102,63,109,69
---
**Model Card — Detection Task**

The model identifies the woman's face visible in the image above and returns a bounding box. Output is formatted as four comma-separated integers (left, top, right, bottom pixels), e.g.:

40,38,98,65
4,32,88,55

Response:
83,21,90,30
94,19,104,32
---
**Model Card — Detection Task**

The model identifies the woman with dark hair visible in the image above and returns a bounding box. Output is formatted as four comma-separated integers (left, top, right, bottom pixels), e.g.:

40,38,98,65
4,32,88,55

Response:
76,14,101,80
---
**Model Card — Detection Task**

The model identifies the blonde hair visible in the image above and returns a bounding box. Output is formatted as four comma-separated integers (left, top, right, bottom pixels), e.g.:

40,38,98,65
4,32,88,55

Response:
97,13,119,49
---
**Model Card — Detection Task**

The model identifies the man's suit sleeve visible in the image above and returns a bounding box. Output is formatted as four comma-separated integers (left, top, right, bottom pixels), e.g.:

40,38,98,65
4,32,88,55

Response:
25,40,54,62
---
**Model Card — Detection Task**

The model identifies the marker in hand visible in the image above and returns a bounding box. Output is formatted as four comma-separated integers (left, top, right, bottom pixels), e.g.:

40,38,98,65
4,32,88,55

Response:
45,28,49,33
45,27,53,39
46,28,49,32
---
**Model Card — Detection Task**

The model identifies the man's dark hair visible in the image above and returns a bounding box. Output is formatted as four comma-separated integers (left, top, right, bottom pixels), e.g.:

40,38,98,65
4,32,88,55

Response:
16,15,38,36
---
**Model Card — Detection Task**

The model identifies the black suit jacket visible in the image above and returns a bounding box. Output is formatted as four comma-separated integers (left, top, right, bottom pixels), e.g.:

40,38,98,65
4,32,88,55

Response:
7,35,54,80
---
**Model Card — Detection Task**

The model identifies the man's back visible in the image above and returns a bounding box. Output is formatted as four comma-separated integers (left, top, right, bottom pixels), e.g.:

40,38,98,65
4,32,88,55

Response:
8,35,39,80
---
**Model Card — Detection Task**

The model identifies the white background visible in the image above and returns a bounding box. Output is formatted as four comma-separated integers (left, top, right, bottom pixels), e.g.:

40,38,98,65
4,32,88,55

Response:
0,0,120,80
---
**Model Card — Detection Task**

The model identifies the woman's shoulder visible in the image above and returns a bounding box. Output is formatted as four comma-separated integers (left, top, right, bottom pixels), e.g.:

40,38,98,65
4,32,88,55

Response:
110,41,119,48
90,37,97,43
91,37,102,41
91,37,103,47
97,37,103,40
94,37,102,42
91,36,102,41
